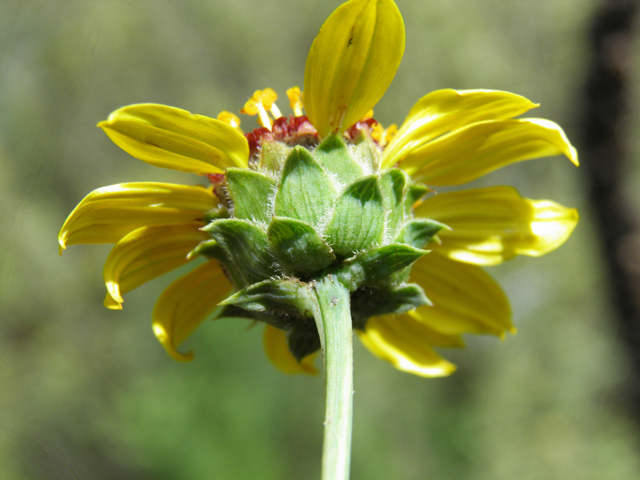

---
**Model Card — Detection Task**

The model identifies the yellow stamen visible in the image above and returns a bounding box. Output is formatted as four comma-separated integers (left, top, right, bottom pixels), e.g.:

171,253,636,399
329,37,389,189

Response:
240,88,283,130
363,109,374,119
258,88,283,120
371,122,398,148
371,122,384,144
241,98,272,130
270,103,283,119
256,88,278,110
382,124,398,146
217,111,241,129
287,87,304,116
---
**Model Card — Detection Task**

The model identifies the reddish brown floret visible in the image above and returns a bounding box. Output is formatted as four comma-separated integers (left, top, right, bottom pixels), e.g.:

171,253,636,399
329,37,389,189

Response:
344,118,380,144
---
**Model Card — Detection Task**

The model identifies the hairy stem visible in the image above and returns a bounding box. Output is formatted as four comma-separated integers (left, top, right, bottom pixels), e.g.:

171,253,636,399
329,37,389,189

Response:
310,275,354,480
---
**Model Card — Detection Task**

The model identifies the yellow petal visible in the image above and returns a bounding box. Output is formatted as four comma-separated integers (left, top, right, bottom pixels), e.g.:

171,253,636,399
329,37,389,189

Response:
58,182,217,252
358,315,457,377
416,186,579,265
152,261,230,362
99,104,249,174
408,253,513,337
263,325,319,375
382,89,539,168
304,0,405,137
399,118,579,186
103,223,209,309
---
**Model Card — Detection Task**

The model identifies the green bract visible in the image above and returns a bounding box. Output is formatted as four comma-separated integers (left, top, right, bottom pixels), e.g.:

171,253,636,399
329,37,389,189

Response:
200,131,446,360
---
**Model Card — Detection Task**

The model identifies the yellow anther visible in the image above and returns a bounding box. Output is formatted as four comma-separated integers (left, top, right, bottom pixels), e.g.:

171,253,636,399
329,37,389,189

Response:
382,124,398,146
241,88,282,129
287,87,304,116
241,98,260,116
256,88,282,119
371,122,398,148
240,98,272,130
253,88,278,110
371,122,384,144
217,111,241,129
363,109,374,119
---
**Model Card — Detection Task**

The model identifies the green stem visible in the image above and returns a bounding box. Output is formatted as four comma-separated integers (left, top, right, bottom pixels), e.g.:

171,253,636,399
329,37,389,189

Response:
310,275,353,480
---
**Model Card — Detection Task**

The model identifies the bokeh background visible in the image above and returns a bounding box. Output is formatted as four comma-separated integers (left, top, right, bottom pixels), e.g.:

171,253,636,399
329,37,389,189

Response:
2,0,640,478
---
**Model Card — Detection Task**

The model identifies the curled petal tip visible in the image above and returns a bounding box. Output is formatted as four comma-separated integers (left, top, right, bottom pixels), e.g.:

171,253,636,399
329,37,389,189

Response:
568,145,579,166
104,296,123,310
152,323,195,362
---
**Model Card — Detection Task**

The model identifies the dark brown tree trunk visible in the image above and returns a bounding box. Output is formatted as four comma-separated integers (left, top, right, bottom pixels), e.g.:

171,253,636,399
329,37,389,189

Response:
581,0,640,413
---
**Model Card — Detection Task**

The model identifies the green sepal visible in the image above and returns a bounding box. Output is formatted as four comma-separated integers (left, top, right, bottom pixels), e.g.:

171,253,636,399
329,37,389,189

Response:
380,168,408,242
225,168,275,223
404,182,431,216
356,244,429,283
219,278,313,318
325,175,385,258
267,217,335,276
189,238,221,259
334,243,429,290
287,320,321,361
201,205,230,223
188,239,248,288
274,146,336,227
314,133,363,184
202,219,276,287
214,305,299,331
350,283,431,327
397,218,450,249
351,129,380,173
260,139,293,175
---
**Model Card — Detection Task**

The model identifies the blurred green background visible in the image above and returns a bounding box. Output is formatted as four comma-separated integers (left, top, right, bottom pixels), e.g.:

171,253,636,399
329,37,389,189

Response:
2,0,639,478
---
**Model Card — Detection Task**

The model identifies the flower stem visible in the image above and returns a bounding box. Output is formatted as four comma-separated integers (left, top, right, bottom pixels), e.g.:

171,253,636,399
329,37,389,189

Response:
310,274,353,480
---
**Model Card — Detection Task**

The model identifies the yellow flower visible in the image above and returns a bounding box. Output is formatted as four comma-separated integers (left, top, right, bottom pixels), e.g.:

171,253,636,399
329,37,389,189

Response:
58,0,578,377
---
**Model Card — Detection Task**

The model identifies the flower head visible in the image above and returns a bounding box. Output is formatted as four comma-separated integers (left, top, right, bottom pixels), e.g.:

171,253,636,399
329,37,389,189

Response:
59,0,578,377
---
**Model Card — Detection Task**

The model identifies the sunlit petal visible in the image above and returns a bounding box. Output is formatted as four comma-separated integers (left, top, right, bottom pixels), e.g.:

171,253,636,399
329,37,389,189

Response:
152,261,231,362
358,315,457,377
304,0,405,137
416,186,579,265
408,253,513,336
99,104,249,174
382,89,538,168
103,223,209,309
263,325,319,375
399,118,579,185
58,182,217,251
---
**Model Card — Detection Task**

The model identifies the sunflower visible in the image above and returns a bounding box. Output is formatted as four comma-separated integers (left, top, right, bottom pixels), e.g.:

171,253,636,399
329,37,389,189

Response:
58,0,578,378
